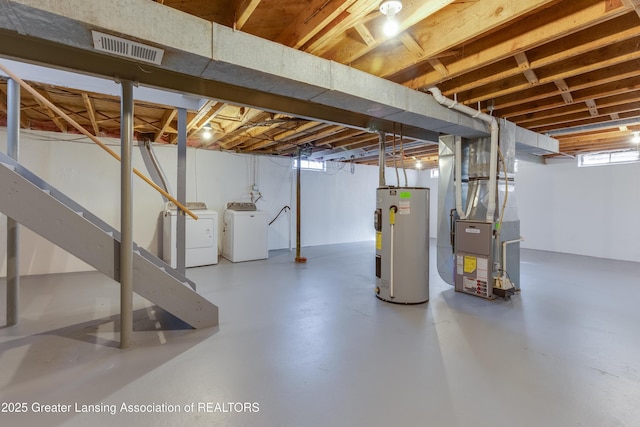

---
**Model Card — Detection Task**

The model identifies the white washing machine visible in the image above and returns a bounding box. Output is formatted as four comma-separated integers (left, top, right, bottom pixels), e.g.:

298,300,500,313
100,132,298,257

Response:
222,204,269,262
163,202,218,268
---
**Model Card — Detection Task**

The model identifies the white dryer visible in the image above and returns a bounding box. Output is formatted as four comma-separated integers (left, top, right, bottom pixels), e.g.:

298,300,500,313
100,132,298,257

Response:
222,203,269,262
163,202,218,268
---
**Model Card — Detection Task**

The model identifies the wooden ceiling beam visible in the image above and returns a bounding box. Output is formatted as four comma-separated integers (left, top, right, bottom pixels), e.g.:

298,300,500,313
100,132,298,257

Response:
187,100,224,134
282,125,345,148
454,35,640,105
331,133,378,149
34,89,67,133
313,129,366,147
189,103,227,137
234,0,262,30
530,109,640,133
220,113,286,149
621,0,640,18
303,0,380,56
558,129,639,145
354,23,375,47
559,140,638,155
525,101,640,129
610,113,629,131
352,0,558,78
509,90,640,124
154,108,177,142
245,121,322,151
325,0,455,66
405,0,629,90
81,93,100,136
495,64,640,115
438,13,640,98
276,0,356,49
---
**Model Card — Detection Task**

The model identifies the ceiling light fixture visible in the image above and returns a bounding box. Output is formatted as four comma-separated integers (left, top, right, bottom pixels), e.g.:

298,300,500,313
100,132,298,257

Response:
202,123,212,140
632,131,640,144
415,159,423,170
380,0,403,37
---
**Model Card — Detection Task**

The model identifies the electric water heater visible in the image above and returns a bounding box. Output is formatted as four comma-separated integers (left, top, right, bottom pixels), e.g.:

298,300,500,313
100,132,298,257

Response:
375,187,429,304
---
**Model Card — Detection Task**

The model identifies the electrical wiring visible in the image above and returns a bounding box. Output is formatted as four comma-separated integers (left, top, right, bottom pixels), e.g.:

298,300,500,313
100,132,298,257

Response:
321,160,347,175
399,123,408,187
391,129,400,185
496,268,519,293
268,205,291,226
497,147,509,231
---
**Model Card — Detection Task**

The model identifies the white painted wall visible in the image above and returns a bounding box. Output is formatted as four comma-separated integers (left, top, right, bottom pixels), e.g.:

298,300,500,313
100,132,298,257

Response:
3,128,637,276
0,129,423,276
416,156,640,263
516,158,640,262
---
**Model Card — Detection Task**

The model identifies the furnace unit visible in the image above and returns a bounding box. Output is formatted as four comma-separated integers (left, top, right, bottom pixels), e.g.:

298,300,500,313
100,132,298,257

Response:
436,121,523,300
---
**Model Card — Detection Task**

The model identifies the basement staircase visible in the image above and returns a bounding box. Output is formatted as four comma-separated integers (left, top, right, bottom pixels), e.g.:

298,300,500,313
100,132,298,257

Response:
0,151,218,328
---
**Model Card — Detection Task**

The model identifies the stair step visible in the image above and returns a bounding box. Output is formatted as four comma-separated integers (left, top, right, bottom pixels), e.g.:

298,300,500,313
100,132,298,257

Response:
0,151,218,329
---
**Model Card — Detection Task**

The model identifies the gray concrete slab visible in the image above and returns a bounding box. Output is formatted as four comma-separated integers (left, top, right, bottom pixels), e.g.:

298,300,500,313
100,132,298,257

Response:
1,241,639,426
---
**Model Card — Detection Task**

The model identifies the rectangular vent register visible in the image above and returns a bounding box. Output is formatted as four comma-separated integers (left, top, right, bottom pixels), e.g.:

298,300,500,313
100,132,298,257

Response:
92,30,164,65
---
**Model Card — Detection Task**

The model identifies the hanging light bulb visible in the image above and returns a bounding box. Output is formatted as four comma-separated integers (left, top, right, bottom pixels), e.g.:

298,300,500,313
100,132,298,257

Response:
202,123,212,140
415,159,423,170
632,131,640,144
383,19,400,37
379,0,403,37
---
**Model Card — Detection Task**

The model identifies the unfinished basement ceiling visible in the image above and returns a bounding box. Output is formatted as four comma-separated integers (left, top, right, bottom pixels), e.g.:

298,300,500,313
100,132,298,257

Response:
2,0,640,168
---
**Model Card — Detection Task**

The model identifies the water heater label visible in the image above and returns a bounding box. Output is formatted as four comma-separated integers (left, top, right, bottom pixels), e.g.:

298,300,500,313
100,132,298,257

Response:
399,200,410,215
376,232,382,250
400,191,411,199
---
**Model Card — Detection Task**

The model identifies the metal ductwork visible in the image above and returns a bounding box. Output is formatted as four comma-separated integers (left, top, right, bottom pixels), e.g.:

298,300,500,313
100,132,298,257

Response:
0,0,555,153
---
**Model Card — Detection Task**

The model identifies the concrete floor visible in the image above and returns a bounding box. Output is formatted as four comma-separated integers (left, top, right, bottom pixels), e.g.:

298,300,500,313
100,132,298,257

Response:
1,241,639,427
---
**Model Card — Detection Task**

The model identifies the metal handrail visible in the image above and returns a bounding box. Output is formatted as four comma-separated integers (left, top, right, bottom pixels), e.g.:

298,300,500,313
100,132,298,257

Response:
0,62,198,220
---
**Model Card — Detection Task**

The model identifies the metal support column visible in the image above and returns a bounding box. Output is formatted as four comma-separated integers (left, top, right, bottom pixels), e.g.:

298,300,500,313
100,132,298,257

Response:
120,80,134,348
6,78,20,326
295,148,306,263
176,108,187,275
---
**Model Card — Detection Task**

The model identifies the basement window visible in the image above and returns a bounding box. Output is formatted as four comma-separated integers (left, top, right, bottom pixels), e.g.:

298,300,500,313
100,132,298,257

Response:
293,159,326,171
578,150,640,167
430,169,439,178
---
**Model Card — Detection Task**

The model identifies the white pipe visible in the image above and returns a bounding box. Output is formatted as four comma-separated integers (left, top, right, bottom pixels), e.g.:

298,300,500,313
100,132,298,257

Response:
486,121,499,223
454,135,465,219
428,87,499,223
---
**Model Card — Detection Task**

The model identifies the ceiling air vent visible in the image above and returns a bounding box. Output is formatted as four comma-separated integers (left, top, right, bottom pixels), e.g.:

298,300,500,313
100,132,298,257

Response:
91,30,164,65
